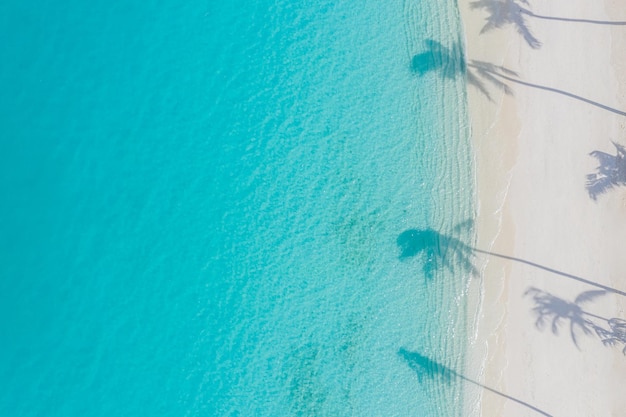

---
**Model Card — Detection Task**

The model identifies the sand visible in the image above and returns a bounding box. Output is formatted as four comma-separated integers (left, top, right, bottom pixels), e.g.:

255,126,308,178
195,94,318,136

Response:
459,0,626,415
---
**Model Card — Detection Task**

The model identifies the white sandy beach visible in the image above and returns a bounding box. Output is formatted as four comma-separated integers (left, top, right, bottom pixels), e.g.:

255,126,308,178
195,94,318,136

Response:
460,0,626,415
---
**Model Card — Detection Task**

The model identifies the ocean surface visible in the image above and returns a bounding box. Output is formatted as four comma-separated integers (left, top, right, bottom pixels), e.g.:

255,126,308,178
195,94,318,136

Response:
0,0,475,415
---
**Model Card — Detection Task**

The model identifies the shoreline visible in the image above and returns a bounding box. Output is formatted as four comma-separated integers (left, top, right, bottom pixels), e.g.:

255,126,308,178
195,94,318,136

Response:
460,0,626,416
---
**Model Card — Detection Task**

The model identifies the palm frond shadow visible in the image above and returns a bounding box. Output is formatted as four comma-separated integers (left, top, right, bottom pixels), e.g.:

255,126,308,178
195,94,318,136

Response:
410,41,514,102
586,141,626,200
525,287,626,354
398,348,554,417
470,0,542,49
525,287,607,347
596,318,626,355
397,221,477,280
469,0,626,48
467,60,517,99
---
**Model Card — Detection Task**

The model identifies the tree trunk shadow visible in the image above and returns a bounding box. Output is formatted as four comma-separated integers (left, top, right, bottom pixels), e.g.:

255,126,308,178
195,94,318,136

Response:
397,225,626,297
521,9,626,25
468,60,626,117
474,248,626,297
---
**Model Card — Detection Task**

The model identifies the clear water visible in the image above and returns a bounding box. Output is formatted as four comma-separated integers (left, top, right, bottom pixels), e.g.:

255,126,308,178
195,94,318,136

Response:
0,0,474,416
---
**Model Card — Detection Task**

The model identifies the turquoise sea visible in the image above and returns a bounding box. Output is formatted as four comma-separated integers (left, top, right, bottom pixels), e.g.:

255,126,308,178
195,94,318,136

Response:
1,0,475,415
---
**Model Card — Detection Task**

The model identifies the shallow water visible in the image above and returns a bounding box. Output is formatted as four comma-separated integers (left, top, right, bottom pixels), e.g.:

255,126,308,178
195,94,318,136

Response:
0,0,474,415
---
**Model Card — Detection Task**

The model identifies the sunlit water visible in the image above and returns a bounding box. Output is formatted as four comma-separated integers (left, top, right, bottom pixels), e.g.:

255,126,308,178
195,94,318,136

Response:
0,0,475,415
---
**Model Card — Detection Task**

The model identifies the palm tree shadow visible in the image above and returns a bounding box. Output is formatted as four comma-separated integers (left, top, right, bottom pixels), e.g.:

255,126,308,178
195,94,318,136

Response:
411,39,465,79
525,287,626,355
525,287,607,348
397,220,478,280
467,60,626,116
586,141,626,200
413,45,626,115
398,348,554,416
470,0,542,49
398,223,626,296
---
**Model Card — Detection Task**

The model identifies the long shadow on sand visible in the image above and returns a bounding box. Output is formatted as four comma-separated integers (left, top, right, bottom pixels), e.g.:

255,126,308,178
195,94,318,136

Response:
522,9,626,25
468,60,626,117
473,247,626,297
398,348,554,417
586,141,626,200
